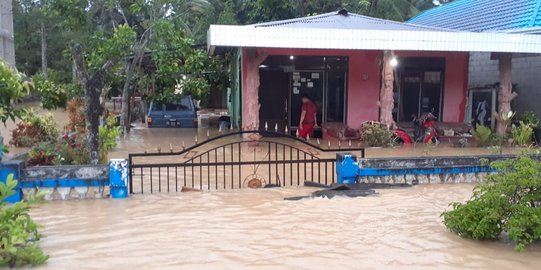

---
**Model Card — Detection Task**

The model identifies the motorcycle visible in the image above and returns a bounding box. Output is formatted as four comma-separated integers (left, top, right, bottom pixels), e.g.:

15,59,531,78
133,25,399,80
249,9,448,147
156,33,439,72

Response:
393,113,439,145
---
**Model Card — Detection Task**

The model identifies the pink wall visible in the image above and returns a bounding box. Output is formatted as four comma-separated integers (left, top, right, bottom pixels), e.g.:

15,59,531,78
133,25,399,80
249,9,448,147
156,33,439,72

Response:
242,48,469,128
247,48,382,128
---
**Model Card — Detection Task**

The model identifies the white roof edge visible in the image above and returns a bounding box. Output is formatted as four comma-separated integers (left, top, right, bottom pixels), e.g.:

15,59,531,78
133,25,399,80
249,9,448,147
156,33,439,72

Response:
208,25,541,54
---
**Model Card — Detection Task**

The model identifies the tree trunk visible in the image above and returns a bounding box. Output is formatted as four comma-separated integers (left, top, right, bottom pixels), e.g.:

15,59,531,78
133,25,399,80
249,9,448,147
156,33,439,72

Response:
85,77,103,165
120,61,134,134
496,53,517,134
242,48,267,131
378,50,395,127
71,43,114,165
120,40,148,134
40,21,48,78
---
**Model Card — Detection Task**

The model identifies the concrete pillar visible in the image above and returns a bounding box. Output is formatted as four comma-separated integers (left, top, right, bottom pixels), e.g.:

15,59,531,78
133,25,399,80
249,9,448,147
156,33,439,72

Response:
0,160,24,203
497,53,517,134
242,48,268,131
379,51,395,127
109,159,129,199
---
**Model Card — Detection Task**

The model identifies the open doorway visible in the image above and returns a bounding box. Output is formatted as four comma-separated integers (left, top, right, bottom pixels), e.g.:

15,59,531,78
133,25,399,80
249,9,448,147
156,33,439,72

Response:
397,58,445,122
258,56,348,133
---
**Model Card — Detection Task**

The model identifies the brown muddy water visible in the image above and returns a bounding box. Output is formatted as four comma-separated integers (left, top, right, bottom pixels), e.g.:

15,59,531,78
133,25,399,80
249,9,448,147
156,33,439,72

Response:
30,184,541,270
0,102,523,159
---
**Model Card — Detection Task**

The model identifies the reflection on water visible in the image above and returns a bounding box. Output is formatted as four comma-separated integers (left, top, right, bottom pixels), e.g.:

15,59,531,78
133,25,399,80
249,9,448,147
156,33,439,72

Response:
31,184,541,270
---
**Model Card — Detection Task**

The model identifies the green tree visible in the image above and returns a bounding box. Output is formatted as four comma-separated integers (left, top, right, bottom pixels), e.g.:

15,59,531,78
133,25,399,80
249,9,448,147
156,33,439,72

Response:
71,24,136,164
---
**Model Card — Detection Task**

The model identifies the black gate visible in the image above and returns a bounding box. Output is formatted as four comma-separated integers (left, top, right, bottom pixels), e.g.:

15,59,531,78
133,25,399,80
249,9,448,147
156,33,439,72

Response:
128,130,365,194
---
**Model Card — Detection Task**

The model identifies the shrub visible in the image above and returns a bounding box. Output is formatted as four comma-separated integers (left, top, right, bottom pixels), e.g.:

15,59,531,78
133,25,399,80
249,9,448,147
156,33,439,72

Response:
442,155,541,251
66,98,86,133
27,117,120,166
471,125,492,147
360,122,393,147
27,141,57,166
0,174,49,267
10,112,59,147
32,73,68,110
520,111,539,128
99,116,122,161
511,121,534,146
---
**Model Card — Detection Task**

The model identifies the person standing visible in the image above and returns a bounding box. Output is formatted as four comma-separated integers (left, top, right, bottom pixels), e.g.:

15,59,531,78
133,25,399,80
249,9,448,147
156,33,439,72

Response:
476,99,488,126
298,93,317,139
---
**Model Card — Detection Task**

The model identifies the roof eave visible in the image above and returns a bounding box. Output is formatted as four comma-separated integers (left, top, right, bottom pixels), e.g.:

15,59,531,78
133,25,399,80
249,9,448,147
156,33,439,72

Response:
208,25,541,54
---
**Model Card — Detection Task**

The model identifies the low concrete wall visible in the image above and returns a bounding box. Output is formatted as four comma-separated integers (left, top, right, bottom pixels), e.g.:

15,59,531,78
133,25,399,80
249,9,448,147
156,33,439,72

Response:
20,165,109,200
356,155,529,185
360,171,490,185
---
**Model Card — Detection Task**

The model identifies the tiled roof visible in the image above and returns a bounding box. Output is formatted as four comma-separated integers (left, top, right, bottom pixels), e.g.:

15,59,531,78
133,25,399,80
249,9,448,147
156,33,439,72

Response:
252,10,452,32
408,0,541,32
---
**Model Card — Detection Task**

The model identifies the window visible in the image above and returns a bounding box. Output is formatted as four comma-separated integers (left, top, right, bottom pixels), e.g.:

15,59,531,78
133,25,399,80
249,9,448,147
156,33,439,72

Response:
151,103,163,111
165,98,193,111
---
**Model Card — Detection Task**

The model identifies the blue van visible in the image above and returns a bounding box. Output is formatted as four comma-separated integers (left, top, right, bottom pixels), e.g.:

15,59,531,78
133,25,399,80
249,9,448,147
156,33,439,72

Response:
147,96,198,128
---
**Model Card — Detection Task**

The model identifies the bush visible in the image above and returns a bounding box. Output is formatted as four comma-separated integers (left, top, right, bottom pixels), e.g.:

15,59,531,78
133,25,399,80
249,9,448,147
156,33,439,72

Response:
360,122,393,147
27,117,120,166
99,116,122,161
65,99,86,133
471,125,492,147
442,155,541,251
511,121,534,146
27,141,58,166
10,112,59,147
32,73,68,110
0,174,48,267
520,111,539,128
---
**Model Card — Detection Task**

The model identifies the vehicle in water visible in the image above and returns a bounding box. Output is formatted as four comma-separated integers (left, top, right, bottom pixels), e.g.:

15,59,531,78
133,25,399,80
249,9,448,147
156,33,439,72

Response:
147,96,198,128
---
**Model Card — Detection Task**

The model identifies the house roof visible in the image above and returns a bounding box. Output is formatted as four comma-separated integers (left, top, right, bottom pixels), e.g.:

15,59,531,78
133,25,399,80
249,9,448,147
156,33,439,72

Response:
408,0,541,32
252,10,451,32
208,9,541,54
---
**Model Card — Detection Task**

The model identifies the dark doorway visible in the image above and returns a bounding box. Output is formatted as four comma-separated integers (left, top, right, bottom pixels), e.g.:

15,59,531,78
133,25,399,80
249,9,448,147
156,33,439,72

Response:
259,70,289,131
258,55,348,133
290,71,324,127
398,58,445,121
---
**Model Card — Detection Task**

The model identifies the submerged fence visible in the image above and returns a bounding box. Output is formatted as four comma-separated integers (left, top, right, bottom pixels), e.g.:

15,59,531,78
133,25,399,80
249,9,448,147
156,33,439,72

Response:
128,130,366,194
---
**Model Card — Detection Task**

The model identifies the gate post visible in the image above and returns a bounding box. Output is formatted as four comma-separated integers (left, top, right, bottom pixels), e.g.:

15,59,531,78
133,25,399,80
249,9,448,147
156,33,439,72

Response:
336,153,359,184
109,159,129,199
0,160,24,203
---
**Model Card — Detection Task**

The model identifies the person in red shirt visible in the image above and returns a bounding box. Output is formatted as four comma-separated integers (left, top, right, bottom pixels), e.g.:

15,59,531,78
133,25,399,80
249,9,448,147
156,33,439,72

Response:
298,93,317,139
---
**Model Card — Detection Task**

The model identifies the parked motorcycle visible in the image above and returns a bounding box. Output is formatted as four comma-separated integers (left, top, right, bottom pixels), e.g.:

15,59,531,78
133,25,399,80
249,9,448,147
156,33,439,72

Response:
393,113,438,145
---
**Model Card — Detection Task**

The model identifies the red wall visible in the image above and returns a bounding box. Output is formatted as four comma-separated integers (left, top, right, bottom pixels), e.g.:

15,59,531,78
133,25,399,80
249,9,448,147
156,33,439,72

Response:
243,48,469,128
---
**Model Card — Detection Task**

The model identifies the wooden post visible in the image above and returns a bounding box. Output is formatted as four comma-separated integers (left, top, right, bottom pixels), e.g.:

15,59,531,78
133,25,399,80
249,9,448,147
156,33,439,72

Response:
379,51,395,127
243,48,268,131
496,53,517,134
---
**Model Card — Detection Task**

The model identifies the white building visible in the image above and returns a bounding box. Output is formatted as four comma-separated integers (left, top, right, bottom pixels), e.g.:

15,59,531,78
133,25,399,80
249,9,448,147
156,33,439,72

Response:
0,0,15,66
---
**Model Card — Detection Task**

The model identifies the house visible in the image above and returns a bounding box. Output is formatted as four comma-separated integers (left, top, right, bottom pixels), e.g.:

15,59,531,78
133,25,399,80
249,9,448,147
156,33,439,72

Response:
408,0,541,127
207,9,541,135
0,0,15,66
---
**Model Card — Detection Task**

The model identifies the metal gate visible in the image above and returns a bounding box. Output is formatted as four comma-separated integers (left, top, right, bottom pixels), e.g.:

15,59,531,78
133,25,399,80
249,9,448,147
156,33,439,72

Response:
128,130,365,194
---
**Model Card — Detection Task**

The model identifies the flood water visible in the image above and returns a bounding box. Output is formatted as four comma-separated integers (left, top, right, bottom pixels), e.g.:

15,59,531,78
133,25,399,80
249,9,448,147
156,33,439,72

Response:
30,184,541,270
0,102,522,160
